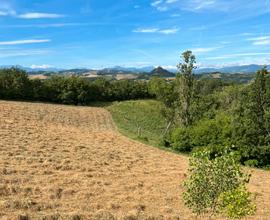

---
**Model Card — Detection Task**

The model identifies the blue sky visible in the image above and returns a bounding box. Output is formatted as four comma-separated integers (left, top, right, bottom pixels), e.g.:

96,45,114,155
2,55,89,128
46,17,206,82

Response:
0,0,270,69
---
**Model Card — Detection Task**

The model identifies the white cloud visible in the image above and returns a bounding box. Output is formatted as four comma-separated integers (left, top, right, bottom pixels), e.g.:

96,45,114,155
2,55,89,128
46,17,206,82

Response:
166,0,179,4
253,40,270,45
150,0,270,20
151,0,163,7
0,39,51,46
151,0,168,11
30,64,53,69
248,36,270,41
204,56,232,60
152,0,220,12
159,28,179,34
220,41,231,45
201,58,270,67
156,6,168,11
204,52,270,60
0,49,50,58
0,22,106,29
161,65,177,70
191,47,220,53
0,0,16,16
247,36,270,46
171,13,181,17
133,28,159,33
193,0,216,10
0,1,64,19
240,33,255,36
0,11,8,16
17,13,64,19
133,27,179,34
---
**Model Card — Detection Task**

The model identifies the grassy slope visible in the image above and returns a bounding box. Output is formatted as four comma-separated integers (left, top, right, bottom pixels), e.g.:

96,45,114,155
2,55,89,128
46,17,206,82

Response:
107,100,167,147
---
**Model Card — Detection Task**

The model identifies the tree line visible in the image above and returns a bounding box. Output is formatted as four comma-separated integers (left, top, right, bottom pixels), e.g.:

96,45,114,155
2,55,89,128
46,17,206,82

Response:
0,68,151,104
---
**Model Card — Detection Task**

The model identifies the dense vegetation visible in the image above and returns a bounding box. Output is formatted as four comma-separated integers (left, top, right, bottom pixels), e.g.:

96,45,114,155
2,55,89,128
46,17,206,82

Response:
1,52,270,169
0,68,150,104
148,51,270,169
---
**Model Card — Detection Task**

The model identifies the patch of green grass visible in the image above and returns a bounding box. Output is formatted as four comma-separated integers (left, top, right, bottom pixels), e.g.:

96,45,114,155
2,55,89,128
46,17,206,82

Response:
107,100,167,147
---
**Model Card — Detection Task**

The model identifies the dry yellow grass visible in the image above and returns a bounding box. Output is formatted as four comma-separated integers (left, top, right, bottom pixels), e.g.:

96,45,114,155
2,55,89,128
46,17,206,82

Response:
0,101,270,220
28,75,48,80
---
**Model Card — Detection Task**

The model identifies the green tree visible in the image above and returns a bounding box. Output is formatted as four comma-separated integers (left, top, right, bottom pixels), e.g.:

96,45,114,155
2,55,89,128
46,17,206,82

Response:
250,67,270,144
183,150,256,219
43,76,66,103
30,79,47,101
175,50,197,127
231,67,270,166
0,67,32,100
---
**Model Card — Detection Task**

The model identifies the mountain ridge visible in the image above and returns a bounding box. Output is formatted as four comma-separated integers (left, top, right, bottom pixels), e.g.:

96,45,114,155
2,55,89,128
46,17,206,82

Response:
1,64,269,75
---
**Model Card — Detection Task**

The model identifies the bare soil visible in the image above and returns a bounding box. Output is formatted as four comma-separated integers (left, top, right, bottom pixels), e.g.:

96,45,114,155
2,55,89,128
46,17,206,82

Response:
0,101,270,219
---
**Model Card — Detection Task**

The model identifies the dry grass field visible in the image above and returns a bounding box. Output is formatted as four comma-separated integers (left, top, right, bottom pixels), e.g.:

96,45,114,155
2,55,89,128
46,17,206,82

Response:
0,101,270,220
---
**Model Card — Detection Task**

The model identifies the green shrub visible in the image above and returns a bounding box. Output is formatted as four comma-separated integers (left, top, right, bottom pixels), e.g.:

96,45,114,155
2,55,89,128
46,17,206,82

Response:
170,127,192,152
238,145,270,168
192,145,228,159
218,186,256,219
183,150,255,218
191,113,232,148
169,113,232,153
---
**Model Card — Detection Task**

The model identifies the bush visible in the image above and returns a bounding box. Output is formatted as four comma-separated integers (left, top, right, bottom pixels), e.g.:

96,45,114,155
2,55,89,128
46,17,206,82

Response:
169,113,232,153
170,127,192,152
218,186,256,219
192,145,230,160
191,113,232,148
183,150,255,218
237,145,270,168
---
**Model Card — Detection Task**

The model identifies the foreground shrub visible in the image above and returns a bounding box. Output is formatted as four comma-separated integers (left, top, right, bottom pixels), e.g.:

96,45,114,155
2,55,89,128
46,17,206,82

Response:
218,186,256,219
183,150,256,219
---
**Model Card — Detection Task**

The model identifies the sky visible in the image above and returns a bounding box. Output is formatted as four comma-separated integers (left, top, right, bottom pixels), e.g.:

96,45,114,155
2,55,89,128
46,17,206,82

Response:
0,0,270,69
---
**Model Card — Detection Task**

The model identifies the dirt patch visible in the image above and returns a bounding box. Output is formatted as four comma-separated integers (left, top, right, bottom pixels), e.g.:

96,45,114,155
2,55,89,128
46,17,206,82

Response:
0,101,269,219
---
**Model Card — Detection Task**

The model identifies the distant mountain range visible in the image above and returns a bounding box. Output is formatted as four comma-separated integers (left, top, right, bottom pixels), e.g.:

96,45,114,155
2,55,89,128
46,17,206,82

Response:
195,64,270,74
98,65,156,73
1,64,269,75
0,65,63,72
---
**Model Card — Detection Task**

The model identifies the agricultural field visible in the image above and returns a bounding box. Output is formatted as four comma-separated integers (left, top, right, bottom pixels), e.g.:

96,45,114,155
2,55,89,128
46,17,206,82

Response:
1,101,270,219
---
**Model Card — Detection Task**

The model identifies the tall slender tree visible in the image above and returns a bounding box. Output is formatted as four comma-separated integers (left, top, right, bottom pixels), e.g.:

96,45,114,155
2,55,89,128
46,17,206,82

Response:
175,50,197,127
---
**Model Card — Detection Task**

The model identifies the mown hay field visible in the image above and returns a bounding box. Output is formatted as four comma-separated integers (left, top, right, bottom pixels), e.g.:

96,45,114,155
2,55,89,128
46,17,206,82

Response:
0,101,270,219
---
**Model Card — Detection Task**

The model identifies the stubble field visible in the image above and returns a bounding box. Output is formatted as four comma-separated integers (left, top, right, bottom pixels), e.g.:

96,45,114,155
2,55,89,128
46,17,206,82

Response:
0,101,270,219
